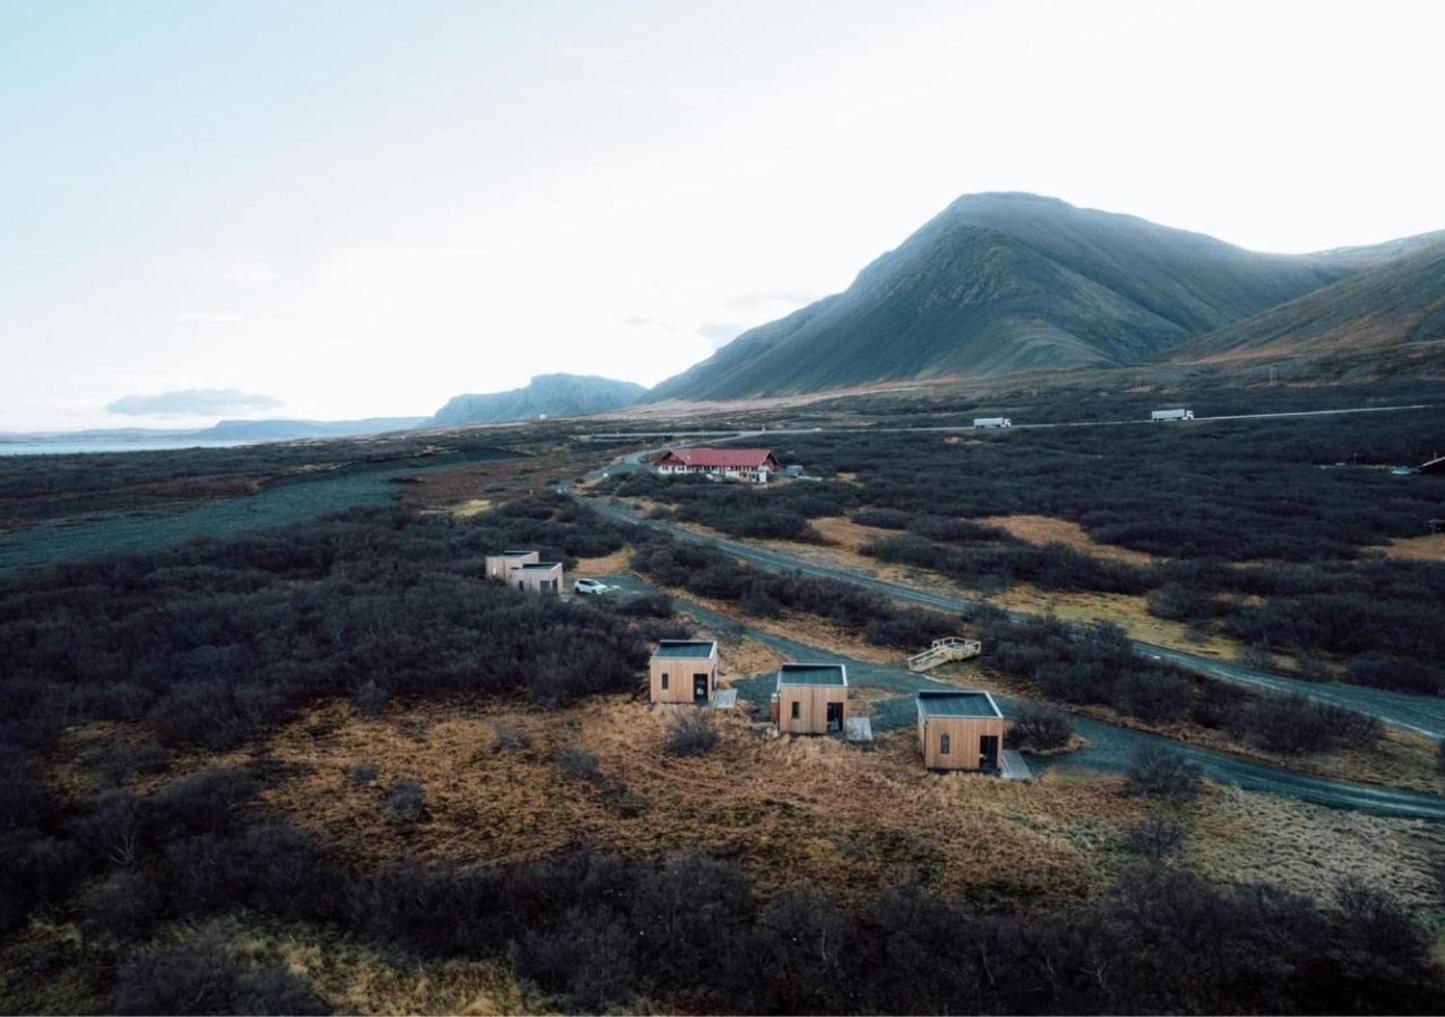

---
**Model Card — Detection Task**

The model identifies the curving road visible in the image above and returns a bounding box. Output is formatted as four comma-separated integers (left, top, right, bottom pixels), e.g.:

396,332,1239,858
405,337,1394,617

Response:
571,487,1445,741
599,574,1445,820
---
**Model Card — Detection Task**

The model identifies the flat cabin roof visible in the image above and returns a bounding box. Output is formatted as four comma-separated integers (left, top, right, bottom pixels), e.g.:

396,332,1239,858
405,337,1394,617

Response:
776,663,847,687
498,549,536,556
651,640,718,659
518,562,563,571
916,690,1002,719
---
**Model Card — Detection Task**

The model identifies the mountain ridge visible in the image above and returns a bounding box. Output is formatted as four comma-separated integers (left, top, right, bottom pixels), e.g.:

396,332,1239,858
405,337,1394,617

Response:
645,193,1437,402
428,373,645,426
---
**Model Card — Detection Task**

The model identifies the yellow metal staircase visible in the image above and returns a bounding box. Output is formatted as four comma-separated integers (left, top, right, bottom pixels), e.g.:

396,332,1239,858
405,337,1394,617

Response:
906,637,982,673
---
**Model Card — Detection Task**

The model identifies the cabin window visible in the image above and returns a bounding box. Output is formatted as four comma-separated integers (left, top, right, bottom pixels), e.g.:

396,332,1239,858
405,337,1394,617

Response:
661,673,669,690
940,733,951,755
790,701,800,720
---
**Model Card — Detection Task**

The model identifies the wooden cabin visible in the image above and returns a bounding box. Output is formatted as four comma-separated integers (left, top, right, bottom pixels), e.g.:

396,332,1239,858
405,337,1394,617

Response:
513,561,564,594
649,640,719,704
916,690,1004,772
773,663,848,735
485,549,539,582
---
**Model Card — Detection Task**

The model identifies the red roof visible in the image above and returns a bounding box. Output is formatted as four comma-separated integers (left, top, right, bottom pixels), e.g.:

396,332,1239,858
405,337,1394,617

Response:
655,447,779,469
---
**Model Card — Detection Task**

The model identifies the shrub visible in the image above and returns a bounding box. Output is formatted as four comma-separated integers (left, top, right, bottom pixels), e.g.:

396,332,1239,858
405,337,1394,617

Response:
80,869,162,945
492,724,533,752
354,679,389,716
1232,695,1383,755
1125,816,1187,861
387,780,427,823
863,609,957,650
1125,745,1203,802
347,762,380,784
605,592,674,618
1006,704,1073,752
1146,583,1216,623
551,747,600,782
113,932,329,1015
663,710,719,756
1348,653,1443,695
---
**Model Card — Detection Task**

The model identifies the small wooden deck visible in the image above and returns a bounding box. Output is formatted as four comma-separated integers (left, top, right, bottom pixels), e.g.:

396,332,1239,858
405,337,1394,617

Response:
907,637,982,672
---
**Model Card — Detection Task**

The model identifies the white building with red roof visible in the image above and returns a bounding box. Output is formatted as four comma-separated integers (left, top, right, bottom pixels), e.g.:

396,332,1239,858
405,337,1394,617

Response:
653,447,781,484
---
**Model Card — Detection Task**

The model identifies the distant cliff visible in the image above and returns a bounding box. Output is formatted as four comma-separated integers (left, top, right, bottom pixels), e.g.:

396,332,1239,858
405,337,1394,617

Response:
428,373,646,426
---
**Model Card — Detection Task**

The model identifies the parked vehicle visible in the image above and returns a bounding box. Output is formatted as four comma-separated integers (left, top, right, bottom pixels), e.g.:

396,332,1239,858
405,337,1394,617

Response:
1150,408,1195,422
573,578,611,595
973,417,1012,428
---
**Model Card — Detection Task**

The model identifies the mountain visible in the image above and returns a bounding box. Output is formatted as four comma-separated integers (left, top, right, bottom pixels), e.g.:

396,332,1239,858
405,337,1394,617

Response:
645,193,1391,402
0,417,426,449
1301,229,1445,272
428,373,645,426
1171,237,1445,365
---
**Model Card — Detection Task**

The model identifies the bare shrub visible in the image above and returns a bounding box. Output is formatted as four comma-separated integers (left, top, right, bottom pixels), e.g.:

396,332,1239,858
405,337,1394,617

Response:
551,746,600,782
386,779,427,823
1006,704,1073,752
1125,815,1187,861
663,710,719,756
1125,745,1203,803
354,679,389,716
492,724,533,752
347,762,379,784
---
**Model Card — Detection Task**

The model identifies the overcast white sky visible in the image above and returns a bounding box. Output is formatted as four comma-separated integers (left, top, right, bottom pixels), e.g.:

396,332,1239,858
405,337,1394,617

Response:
3,0,1443,430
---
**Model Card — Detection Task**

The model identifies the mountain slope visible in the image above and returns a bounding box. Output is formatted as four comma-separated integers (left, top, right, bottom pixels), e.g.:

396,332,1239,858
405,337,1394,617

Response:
1171,238,1445,363
645,193,1358,401
429,373,645,426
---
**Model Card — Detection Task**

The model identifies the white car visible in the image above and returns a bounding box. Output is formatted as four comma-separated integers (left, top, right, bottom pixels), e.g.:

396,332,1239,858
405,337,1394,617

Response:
573,578,610,595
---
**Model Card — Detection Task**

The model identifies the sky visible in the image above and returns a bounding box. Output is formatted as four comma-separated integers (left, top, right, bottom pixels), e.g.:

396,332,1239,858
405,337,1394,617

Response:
2,0,1443,431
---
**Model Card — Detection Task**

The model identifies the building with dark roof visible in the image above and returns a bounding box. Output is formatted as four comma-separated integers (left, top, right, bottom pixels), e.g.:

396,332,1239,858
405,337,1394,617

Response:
773,662,848,735
649,640,719,704
484,549,539,582
514,561,564,594
916,690,1004,772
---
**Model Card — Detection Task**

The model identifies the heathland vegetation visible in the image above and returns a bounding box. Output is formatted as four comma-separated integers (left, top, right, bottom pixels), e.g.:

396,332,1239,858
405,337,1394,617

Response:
607,407,1445,692
3,405,1443,1013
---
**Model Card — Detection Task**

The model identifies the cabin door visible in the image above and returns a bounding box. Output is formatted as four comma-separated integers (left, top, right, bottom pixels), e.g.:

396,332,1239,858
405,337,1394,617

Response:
693,674,708,703
979,735,1000,771
826,702,844,733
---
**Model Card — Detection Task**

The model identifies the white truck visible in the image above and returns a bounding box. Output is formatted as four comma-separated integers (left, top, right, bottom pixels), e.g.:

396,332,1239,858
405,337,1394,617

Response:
973,417,1012,429
1150,409,1195,422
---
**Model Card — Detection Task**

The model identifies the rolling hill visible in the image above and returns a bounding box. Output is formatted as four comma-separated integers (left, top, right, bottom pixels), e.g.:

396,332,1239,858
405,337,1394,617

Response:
1170,237,1445,365
428,373,646,426
644,193,1412,402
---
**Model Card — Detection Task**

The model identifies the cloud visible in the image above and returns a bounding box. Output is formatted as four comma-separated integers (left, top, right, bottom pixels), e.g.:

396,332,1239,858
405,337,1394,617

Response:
106,389,283,417
724,288,819,310
620,315,678,330
698,322,745,349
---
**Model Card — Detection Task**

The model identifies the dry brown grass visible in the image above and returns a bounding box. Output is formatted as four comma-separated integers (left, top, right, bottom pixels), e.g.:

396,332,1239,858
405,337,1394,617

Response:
715,636,786,681
1189,785,1444,908
257,694,1142,908
222,918,550,1015
571,545,634,576
809,514,892,551
981,514,1157,566
1374,533,1445,563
